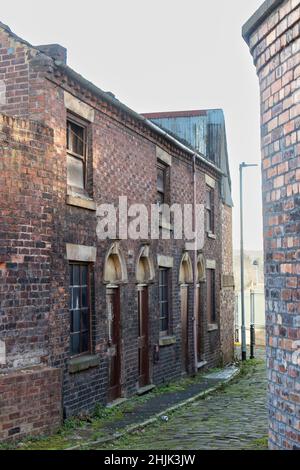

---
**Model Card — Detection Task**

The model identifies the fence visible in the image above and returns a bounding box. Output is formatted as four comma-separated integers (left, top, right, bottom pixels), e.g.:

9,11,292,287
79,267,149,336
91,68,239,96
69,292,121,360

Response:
235,289,265,347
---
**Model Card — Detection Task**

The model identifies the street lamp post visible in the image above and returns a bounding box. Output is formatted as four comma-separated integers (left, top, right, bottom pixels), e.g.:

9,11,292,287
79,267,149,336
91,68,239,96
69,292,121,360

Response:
239,162,258,361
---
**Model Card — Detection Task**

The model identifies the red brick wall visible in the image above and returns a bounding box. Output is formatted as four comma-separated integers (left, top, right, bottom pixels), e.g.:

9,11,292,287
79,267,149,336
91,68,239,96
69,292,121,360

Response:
244,0,300,450
0,114,54,370
0,366,62,441
42,74,227,416
0,21,235,425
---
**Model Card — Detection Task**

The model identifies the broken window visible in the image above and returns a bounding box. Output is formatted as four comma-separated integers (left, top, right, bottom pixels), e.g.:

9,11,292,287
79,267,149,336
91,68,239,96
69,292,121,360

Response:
69,263,90,356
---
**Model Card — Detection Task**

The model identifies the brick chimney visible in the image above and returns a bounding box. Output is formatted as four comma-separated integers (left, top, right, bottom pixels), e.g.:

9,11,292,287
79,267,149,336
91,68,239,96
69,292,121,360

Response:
37,44,67,64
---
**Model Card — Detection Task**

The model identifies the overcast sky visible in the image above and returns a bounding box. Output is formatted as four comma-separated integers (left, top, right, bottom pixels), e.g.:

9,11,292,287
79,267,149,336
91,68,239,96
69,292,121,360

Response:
2,0,264,251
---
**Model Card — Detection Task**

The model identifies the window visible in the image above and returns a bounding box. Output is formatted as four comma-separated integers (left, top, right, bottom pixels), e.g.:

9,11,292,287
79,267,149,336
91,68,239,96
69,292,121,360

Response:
206,268,216,323
157,163,167,206
69,263,90,356
206,187,215,233
159,268,170,334
67,116,87,190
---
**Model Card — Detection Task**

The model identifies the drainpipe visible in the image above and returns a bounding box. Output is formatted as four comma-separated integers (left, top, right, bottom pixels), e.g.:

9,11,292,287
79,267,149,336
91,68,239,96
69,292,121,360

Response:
193,154,198,374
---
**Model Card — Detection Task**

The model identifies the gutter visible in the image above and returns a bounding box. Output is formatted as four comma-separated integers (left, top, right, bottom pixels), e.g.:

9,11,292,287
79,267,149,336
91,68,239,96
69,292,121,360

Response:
54,61,224,177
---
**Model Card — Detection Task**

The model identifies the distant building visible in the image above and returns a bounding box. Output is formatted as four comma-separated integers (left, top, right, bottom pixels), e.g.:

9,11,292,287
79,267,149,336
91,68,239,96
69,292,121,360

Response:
243,0,300,450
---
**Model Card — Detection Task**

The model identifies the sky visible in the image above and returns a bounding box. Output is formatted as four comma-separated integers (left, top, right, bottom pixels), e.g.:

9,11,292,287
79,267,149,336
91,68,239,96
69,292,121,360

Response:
1,0,264,251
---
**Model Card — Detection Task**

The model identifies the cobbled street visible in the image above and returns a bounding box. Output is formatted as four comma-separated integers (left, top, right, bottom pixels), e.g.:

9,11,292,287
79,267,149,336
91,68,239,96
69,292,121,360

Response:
94,354,268,451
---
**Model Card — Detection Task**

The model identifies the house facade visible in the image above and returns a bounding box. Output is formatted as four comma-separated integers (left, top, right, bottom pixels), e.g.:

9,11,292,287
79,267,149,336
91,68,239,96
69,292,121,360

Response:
243,0,300,450
0,22,234,441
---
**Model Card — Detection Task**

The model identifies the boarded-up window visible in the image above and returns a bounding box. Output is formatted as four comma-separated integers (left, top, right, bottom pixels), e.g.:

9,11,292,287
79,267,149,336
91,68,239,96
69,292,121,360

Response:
206,268,216,323
69,263,90,356
67,116,87,190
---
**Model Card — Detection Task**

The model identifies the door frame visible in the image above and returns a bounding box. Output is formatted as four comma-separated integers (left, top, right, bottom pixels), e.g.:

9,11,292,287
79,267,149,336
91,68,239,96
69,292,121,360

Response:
106,284,122,402
137,283,150,388
180,284,189,373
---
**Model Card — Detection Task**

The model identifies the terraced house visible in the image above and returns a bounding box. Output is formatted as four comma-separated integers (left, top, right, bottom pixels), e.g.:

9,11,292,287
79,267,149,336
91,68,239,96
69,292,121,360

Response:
0,22,235,441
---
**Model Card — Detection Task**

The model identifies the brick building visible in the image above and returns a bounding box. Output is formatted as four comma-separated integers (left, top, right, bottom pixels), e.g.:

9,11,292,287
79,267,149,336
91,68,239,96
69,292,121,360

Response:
243,0,300,450
0,22,234,441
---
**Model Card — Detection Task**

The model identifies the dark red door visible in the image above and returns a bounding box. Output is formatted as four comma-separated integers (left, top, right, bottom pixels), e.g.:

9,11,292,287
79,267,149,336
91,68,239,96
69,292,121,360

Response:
181,285,189,372
108,287,121,401
138,287,149,388
196,285,201,362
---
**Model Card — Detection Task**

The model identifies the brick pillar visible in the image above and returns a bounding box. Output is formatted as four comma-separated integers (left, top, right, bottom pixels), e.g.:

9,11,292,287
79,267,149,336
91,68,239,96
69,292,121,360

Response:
243,0,300,450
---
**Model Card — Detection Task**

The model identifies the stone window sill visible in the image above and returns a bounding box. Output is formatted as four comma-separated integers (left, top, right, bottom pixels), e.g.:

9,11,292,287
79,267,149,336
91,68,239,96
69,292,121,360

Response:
207,324,219,332
207,232,216,239
66,194,96,211
69,354,100,374
159,335,176,347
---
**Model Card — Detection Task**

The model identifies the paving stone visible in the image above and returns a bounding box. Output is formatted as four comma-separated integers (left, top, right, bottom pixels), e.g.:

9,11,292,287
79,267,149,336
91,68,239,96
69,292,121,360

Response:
94,348,268,450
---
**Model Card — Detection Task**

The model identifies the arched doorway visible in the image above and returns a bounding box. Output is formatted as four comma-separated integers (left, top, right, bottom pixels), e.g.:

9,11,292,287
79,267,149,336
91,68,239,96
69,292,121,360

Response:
136,245,155,388
179,252,193,373
104,243,127,402
196,253,206,363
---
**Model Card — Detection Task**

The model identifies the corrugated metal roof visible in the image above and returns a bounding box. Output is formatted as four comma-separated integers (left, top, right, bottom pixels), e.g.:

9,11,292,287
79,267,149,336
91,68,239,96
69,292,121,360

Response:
142,109,233,207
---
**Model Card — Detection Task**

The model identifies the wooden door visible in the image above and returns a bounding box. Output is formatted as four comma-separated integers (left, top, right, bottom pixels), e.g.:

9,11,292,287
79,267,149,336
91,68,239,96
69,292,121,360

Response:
108,287,121,402
138,287,149,388
196,285,201,362
181,285,189,372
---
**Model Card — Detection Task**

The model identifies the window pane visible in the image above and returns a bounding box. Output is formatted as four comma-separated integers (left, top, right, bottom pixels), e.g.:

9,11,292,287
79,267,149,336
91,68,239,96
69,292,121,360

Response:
81,310,89,331
73,265,80,285
73,287,80,309
71,309,81,333
159,268,169,332
67,155,84,189
81,286,88,307
163,285,168,301
81,331,89,353
206,210,211,232
71,333,80,355
206,190,211,209
69,263,91,356
159,285,164,302
157,168,165,192
81,265,88,285
160,317,167,332
68,121,85,156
